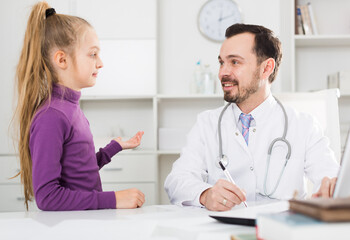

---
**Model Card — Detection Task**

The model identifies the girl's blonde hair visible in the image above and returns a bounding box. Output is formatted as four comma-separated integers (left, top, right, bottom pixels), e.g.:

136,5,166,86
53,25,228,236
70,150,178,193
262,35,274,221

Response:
13,1,91,210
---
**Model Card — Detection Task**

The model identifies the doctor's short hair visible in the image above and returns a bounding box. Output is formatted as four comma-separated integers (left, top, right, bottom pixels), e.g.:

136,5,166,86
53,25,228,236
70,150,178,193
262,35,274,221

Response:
225,23,282,83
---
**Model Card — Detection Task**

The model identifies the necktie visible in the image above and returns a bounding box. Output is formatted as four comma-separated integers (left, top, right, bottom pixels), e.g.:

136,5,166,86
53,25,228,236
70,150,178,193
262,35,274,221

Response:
239,113,253,145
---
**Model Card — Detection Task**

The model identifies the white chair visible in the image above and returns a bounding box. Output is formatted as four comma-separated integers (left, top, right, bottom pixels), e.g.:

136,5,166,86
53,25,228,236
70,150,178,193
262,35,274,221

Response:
274,88,341,162
274,88,341,196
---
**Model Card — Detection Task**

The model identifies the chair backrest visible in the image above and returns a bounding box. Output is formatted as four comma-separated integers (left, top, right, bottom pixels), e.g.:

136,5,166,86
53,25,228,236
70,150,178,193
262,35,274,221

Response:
274,88,341,163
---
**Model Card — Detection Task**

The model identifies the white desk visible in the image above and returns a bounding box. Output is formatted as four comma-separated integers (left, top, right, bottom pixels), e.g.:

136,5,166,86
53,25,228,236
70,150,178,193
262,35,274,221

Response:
0,205,256,240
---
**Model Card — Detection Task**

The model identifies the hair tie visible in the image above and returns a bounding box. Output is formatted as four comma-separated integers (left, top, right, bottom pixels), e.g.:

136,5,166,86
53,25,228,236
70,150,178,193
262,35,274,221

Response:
45,8,56,19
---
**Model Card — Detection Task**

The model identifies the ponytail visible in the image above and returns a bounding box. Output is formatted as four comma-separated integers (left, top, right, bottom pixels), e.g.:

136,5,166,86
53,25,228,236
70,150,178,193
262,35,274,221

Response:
13,1,91,210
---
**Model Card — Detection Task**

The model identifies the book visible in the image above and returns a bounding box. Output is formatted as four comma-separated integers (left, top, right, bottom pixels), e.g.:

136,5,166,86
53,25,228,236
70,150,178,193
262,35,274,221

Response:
294,0,297,35
296,7,304,35
307,2,318,35
328,72,340,89
257,211,350,240
289,197,350,222
299,4,313,35
327,71,350,95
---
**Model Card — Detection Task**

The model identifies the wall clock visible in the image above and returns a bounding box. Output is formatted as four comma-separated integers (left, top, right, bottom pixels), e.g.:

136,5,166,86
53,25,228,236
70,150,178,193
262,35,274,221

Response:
198,0,243,42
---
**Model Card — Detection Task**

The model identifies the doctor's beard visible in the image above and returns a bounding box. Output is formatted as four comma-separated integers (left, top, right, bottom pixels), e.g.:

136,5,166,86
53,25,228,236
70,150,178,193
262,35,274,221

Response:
222,69,260,104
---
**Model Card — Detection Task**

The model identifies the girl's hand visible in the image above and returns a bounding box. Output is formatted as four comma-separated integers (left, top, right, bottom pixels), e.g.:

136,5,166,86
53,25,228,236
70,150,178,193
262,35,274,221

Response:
115,188,145,209
113,131,144,150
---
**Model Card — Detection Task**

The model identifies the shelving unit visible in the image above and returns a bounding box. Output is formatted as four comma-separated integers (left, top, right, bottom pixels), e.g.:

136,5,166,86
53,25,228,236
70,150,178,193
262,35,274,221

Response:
80,94,225,155
80,94,225,152
292,0,350,146
80,94,225,205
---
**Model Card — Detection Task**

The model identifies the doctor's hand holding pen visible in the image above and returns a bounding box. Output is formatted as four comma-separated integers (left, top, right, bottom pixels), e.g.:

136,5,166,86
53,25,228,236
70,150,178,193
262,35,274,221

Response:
113,131,145,209
199,179,247,211
113,131,144,150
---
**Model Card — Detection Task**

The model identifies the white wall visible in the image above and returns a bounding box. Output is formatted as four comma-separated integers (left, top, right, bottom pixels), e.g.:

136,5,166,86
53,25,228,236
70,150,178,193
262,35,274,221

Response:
0,0,72,154
158,0,288,95
77,0,157,97
0,0,157,154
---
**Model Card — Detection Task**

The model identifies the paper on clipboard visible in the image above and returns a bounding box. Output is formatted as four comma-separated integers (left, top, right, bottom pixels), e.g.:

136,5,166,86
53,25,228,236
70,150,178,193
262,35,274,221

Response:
218,201,289,218
209,201,289,226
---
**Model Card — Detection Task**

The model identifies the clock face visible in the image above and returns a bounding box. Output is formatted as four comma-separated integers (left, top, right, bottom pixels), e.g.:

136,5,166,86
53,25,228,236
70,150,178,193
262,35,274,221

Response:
198,0,242,42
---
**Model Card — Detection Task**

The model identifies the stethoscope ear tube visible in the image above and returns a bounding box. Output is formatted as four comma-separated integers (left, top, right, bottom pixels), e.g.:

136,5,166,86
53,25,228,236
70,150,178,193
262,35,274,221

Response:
264,137,292,197
264,97,292,197
268,137,292,160
218,102,232,162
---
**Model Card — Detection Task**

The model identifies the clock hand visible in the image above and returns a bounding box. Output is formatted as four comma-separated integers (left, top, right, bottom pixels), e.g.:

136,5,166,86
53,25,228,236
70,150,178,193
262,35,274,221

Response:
219,13,236,21
219,8,223,21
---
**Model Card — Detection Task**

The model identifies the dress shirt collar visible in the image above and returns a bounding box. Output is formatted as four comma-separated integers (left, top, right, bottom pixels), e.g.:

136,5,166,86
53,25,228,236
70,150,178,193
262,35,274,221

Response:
231,93,276,127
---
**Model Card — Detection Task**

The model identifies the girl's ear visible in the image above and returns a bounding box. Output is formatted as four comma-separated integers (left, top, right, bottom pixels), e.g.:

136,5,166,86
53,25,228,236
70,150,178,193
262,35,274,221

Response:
53,50,68,70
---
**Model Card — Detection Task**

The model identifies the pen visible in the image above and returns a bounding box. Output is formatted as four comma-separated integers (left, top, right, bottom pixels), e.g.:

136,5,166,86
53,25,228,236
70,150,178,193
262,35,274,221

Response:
219,161,248,207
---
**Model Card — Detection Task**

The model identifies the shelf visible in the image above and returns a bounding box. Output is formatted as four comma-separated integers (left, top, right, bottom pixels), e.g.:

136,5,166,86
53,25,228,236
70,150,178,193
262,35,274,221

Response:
118,149,157,155
295,35,350,47
157,150,181,155
80,94,224,101
80,95,155,101
124,150,182,155
116,149,182,155
0,154,17,157
156,94,223,100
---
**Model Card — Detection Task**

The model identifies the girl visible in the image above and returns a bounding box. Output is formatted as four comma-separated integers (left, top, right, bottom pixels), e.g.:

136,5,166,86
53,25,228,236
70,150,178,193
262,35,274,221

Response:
13,1,145,211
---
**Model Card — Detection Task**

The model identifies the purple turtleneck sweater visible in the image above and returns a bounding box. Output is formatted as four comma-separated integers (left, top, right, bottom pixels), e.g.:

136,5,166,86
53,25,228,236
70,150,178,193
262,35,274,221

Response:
30,84,121,211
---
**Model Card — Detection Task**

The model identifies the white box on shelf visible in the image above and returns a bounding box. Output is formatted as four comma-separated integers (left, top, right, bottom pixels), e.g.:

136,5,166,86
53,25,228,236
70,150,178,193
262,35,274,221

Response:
327,71,350,95
158,128,189,150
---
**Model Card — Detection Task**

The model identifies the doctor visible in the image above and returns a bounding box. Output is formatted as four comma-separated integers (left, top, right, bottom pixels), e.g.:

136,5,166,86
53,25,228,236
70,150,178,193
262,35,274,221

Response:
164,24,339,211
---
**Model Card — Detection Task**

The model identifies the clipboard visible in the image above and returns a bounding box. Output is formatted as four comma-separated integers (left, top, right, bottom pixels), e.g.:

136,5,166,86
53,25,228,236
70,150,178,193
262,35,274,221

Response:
209,201,289,226
209,215,256,226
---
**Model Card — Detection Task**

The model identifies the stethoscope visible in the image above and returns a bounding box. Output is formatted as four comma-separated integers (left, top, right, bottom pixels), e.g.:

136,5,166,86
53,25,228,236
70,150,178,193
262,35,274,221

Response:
217,96,292,198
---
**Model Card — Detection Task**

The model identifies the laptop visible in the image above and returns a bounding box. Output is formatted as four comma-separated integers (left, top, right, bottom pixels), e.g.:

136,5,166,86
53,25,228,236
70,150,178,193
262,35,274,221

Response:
333,129,350,198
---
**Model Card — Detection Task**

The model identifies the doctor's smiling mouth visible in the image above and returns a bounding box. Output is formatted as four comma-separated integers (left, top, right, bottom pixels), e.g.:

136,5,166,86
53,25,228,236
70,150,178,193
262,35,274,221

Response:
221,77,239,92
221,76,258,104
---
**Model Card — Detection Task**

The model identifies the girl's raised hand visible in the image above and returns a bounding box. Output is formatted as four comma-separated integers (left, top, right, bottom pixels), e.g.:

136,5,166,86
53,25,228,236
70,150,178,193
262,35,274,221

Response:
113,131,144,150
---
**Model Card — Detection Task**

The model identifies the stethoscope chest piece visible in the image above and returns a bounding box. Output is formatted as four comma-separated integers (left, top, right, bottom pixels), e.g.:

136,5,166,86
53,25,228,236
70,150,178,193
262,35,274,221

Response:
216,155,228,169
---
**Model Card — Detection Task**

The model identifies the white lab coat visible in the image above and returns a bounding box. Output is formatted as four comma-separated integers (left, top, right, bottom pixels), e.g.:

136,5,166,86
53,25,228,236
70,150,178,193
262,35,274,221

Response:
164,95,339,207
